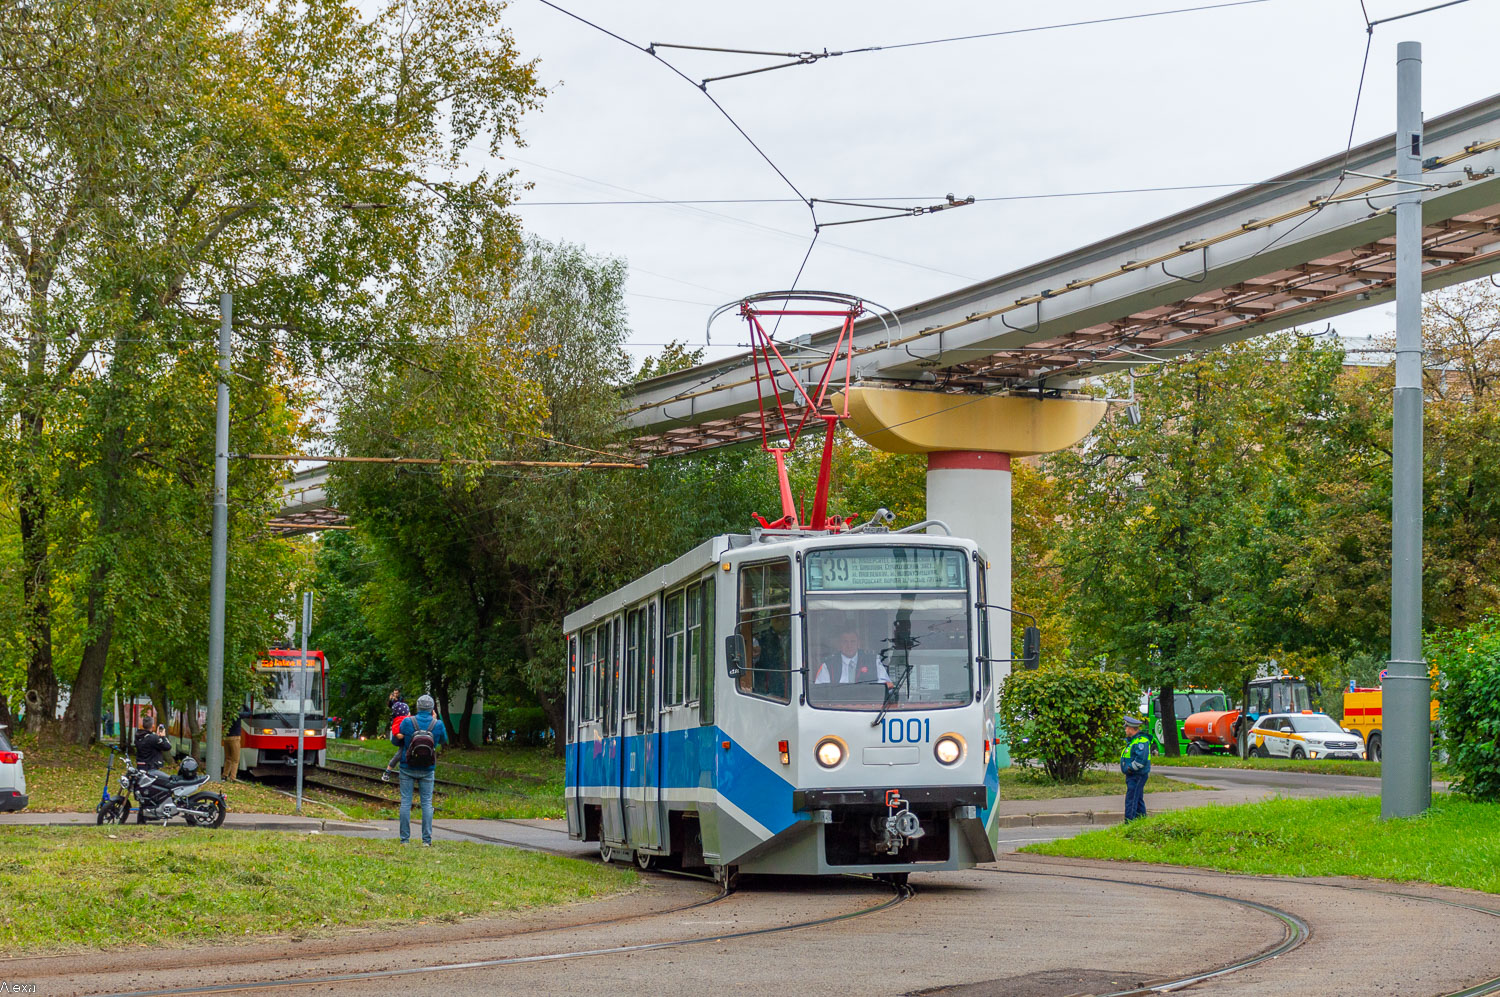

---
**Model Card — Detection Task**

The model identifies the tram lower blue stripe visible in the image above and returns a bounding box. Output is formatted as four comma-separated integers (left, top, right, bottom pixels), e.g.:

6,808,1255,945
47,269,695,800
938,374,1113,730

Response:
570,727,797,835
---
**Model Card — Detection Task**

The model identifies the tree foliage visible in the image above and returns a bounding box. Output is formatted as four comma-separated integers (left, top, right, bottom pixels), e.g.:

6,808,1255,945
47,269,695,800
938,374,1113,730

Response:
327,238,778,747
1044,334,1346,748
0,0,544,741
1430,617,1500,801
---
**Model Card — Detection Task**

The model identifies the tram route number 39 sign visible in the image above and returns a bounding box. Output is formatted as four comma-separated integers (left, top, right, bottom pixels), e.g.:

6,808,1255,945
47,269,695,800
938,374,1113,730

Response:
806,549,965,591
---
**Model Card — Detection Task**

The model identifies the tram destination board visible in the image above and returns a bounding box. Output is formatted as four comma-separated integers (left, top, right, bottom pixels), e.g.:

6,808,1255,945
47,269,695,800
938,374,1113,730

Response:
805,547,966,591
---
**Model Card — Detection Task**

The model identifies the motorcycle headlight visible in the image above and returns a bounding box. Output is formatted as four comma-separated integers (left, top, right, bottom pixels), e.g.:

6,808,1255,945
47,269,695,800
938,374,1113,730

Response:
934,735,964,765
815,737,846,769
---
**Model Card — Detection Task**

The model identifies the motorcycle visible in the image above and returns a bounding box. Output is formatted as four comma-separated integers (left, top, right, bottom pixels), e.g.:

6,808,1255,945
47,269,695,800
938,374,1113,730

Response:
96,746,228,828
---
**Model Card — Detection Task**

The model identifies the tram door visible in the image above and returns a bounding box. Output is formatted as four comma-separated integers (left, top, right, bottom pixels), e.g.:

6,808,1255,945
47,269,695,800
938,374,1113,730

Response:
565,634,582,838
619,611,640,843
611,617,628,842
599,618,627,845
634,598,663,850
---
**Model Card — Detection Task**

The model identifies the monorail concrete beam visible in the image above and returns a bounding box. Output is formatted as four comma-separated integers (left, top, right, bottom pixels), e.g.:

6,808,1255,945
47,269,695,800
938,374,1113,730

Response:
838,387,1107,767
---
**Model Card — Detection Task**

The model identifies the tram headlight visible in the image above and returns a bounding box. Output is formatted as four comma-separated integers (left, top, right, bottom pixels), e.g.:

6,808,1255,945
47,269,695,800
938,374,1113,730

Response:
815,737,846,769
934,735,964,766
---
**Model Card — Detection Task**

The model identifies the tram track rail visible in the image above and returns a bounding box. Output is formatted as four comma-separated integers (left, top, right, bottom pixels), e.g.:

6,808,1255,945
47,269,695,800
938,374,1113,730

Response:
988,857,1500,997
975,865,1309,996
323,758,475,790
296,776,404,807
108,876,909,997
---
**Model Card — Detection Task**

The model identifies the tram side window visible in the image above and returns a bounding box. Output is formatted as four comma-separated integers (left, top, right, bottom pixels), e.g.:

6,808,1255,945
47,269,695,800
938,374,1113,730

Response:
567,635,578,739
664,590,686,706
580,629,594,723
685,582,702,704
591,627,603,723
699,576,715,725
625,609,640,718
737,560,791,704
604,620,619,736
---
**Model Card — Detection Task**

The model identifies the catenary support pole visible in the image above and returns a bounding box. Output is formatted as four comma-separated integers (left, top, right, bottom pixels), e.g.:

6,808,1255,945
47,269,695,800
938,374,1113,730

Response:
205,293,230,784
1383,40,1431,819
296,592,312,813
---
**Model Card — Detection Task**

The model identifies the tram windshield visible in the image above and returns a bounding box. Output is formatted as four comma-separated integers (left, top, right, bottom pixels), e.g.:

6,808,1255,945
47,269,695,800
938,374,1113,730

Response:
804,547,971,711
255,661,323,716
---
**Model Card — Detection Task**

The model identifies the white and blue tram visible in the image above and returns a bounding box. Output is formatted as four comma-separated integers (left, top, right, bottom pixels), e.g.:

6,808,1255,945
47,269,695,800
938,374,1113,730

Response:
563,528,1002,881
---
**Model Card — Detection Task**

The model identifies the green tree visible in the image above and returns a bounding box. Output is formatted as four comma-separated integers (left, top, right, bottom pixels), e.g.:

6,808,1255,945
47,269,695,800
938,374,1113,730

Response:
329,239,782,746
1286,282,1500,647
0,0,544,741
1046,334,1346,754
635,341,706,381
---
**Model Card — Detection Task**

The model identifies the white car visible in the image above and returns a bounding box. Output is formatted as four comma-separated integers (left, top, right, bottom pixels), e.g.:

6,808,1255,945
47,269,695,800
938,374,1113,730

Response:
0,724,26,811
1249,712,1364,760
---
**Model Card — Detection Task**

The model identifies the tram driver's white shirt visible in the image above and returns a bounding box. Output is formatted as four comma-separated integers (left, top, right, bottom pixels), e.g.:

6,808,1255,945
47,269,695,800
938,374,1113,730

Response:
813,653,891,685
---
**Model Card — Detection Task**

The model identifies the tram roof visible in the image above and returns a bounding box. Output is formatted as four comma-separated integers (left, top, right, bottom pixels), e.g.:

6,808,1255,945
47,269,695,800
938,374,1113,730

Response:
563,529,978,633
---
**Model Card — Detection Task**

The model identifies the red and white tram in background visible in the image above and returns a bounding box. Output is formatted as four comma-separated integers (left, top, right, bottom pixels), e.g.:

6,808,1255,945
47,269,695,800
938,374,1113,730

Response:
239,648,329,777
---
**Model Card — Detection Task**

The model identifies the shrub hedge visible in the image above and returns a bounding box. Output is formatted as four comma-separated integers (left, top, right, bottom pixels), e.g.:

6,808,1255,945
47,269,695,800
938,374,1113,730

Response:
999,666,1139,782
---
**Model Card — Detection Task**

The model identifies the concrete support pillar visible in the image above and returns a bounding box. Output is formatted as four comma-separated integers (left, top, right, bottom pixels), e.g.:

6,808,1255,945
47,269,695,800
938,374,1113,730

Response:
837,386,1108,770
926,451,1013,765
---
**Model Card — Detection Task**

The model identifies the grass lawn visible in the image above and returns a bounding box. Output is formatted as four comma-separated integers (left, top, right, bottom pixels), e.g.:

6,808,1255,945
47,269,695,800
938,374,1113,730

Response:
327,738,564,820
9,736,346,819
0,826,632,954
1024,794,1500,893
1000,766,1212,801
1148,754,1384,777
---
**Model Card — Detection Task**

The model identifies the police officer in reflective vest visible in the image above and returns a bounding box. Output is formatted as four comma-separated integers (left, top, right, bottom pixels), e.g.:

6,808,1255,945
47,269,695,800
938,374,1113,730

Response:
1120,716,1151,821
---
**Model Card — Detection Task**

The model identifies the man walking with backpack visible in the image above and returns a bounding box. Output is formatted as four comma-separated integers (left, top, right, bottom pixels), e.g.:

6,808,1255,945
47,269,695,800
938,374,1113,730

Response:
393,694,448,846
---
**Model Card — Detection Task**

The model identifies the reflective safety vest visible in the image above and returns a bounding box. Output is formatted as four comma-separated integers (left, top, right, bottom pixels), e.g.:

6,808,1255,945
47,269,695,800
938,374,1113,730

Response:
1120,734,1151,772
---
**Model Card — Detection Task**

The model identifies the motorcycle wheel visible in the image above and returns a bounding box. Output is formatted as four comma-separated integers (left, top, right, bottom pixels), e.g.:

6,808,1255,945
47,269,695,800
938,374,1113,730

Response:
185,794,226,829
95,799,129,825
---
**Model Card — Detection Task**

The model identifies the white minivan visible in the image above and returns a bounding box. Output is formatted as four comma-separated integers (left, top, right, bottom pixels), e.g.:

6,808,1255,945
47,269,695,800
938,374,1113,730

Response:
0,724,26,811
1249,712,1364,760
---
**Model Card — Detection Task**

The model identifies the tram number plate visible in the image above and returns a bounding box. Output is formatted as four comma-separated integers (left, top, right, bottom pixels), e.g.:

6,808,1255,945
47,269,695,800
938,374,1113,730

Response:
879,718,930,744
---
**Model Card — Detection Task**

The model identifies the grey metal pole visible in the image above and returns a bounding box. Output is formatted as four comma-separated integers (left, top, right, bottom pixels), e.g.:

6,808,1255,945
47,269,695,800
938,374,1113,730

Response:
296,591,312,813
206,293,231,783
1383,40,1431,820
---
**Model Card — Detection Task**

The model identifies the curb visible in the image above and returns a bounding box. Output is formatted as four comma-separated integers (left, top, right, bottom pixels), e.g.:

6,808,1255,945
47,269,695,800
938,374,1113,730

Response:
996,810,1124,828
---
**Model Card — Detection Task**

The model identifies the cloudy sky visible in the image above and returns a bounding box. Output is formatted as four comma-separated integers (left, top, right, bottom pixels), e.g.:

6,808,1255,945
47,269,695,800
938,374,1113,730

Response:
490,0,1499,367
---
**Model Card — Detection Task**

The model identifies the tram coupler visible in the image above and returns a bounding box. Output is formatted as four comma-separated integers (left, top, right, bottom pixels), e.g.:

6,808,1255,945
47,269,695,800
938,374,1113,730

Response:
875,789,925,856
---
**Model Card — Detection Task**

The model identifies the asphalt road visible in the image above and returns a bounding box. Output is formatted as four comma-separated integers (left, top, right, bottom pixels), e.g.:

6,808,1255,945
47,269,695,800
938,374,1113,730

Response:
1153,764,1449,797
15,813,1500,997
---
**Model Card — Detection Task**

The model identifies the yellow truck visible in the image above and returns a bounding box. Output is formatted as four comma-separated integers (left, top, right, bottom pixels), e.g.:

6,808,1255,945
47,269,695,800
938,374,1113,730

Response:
1341,685,1438,762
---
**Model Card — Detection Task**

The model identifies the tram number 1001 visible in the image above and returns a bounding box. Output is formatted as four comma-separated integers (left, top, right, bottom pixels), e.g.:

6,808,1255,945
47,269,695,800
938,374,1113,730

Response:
879,717,930,744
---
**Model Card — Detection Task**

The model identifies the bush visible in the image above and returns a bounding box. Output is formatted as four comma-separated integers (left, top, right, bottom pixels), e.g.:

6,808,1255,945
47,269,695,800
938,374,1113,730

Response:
999,666,1139,782
1430,618,1500,801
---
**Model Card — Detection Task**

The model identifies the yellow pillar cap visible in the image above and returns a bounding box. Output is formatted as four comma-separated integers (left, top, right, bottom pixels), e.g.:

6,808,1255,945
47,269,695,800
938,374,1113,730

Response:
835,386,1106,457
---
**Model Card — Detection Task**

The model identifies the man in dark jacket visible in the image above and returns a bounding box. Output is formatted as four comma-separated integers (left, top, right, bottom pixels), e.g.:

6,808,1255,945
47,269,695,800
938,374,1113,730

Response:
135,711,172,772
393,694,448,846
1120,715,1152,821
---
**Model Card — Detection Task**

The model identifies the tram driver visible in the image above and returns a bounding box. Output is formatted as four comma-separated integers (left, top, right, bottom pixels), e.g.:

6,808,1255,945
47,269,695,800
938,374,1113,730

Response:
813,629,892,688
